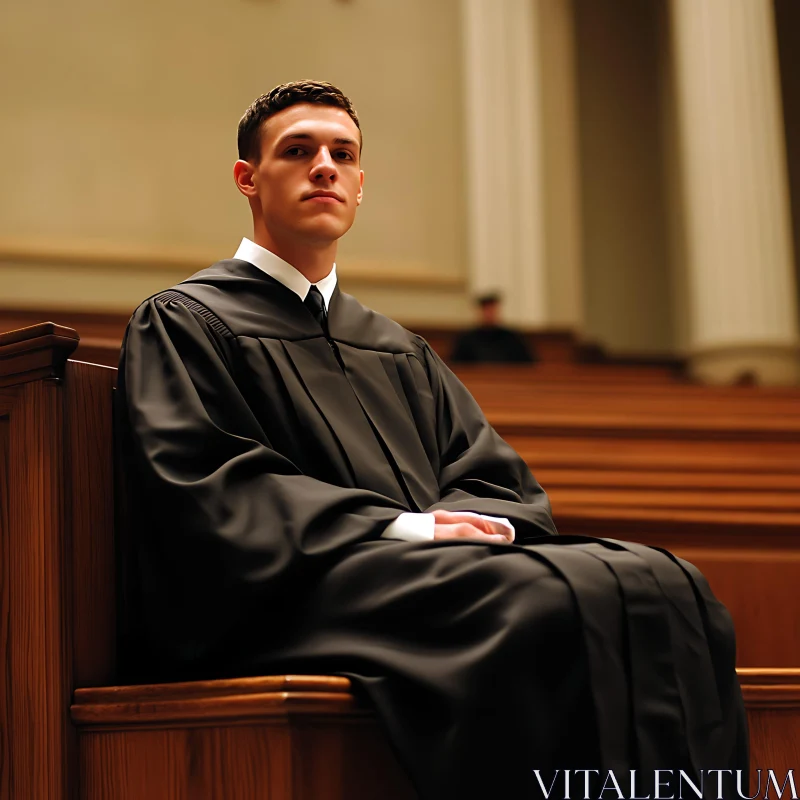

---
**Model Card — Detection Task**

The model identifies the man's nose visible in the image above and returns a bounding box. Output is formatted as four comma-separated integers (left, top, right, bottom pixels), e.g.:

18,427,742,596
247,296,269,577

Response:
310,147,338,182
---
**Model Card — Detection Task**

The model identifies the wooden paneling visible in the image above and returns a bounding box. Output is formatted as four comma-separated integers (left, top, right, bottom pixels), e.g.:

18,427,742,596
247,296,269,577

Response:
78,727,293,800
66,361,117,688
0,408,11,799
2,380,76,799
72,677,416,800
0,325,88,799
660,549,799,668
739,670,800,791
76,721,416,800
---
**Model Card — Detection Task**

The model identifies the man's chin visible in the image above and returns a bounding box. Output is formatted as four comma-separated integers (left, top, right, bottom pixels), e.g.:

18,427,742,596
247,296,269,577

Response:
296,220,354,245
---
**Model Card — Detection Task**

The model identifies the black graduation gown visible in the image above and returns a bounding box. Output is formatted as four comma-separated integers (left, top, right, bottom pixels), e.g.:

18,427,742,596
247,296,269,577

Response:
117,259,748,800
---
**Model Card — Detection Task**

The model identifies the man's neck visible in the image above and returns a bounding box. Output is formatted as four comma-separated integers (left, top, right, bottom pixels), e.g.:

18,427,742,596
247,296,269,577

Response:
252,231,337,284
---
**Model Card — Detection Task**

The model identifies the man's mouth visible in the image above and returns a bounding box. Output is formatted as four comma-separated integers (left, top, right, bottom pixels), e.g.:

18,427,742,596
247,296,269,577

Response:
304,191,344,203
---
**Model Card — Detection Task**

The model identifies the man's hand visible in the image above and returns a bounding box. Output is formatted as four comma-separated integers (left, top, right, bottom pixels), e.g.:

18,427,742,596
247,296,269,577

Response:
431,509,513,544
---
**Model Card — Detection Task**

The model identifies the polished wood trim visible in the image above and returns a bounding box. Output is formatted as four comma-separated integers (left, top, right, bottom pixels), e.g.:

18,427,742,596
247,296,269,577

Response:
76,674,353,704
0,321,78,348
738,669,800,707
72,670,800,725
71,676,364,729
72,692,364,729
0,322,80,387
0,309,131,340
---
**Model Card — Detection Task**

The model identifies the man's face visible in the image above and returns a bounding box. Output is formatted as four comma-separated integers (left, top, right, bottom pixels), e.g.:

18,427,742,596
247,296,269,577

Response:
239,103,364,247
480,300,500,326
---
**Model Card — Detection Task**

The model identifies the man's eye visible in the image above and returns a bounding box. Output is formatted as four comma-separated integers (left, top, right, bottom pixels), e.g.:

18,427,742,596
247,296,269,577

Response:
285,147,306,157
336,151,354,161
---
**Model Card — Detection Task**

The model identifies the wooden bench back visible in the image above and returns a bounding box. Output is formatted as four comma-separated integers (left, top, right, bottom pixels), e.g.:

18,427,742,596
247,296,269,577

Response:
0,323,118,797
0,321,418,799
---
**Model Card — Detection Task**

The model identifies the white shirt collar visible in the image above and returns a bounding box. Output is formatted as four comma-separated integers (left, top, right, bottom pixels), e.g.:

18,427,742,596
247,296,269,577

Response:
233,237,337,311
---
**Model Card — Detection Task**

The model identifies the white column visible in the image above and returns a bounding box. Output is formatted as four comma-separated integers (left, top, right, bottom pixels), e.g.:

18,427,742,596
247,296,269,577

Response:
669,0,800,384
460,0,547,326
538,0,584,330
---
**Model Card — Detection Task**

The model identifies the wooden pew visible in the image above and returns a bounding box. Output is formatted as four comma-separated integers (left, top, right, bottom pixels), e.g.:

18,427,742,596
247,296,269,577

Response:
0,322,797,797
493,425,800,667
0,322,414,799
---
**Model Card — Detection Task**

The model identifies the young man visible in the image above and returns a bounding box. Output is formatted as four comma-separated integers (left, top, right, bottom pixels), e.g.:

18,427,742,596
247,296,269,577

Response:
118,81,747,799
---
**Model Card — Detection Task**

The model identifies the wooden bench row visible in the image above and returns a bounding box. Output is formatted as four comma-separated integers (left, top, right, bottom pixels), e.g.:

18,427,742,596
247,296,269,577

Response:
453,373,800,669
471,390,800,419
500,430,800,666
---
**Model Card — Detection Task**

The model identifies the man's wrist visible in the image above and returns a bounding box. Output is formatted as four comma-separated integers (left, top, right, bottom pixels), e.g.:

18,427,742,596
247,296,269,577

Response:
382,512,436,542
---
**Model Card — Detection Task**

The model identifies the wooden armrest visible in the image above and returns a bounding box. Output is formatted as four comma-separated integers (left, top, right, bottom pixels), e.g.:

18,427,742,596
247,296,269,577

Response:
0,321,79,387
738,668,800,708
71,675,366,728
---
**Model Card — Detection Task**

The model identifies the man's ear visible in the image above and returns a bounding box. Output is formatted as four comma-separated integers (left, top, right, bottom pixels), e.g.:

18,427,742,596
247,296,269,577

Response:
233,160,257,198
356,169,364,206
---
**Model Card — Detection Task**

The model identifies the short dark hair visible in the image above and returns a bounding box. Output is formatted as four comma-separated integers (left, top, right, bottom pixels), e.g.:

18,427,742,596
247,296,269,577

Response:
237,80,361,163
476,292,502,307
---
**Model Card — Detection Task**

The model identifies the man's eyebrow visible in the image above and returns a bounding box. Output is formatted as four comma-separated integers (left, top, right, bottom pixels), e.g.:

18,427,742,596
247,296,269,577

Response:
276,132,359,147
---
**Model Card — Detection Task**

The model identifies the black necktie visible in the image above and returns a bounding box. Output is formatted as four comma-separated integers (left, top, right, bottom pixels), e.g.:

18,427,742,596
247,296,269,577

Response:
304,285,328,334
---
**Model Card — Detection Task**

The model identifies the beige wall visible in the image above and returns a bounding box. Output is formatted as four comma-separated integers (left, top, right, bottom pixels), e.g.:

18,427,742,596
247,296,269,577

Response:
774,0,800,321
7,0,789,358
0,0,470,321
574,0,675,354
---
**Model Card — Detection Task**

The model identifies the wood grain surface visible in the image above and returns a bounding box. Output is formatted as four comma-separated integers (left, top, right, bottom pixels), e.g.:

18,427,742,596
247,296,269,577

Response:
65,360,117,687
739,670,800,794
73,678,416,800
0,404,12,799
0,326,85,799
2,380,76,799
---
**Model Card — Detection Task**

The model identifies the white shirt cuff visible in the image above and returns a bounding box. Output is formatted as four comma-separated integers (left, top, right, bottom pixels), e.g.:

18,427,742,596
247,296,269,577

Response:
381,512,436,542
381,512,516,542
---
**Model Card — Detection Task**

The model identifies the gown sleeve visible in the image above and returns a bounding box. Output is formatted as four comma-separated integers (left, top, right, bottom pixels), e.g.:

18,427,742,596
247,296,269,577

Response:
117,295,408,672
420,343,558,540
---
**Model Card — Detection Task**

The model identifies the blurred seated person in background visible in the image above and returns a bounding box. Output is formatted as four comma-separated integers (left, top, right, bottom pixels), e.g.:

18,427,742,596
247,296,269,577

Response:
450,292,537,364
